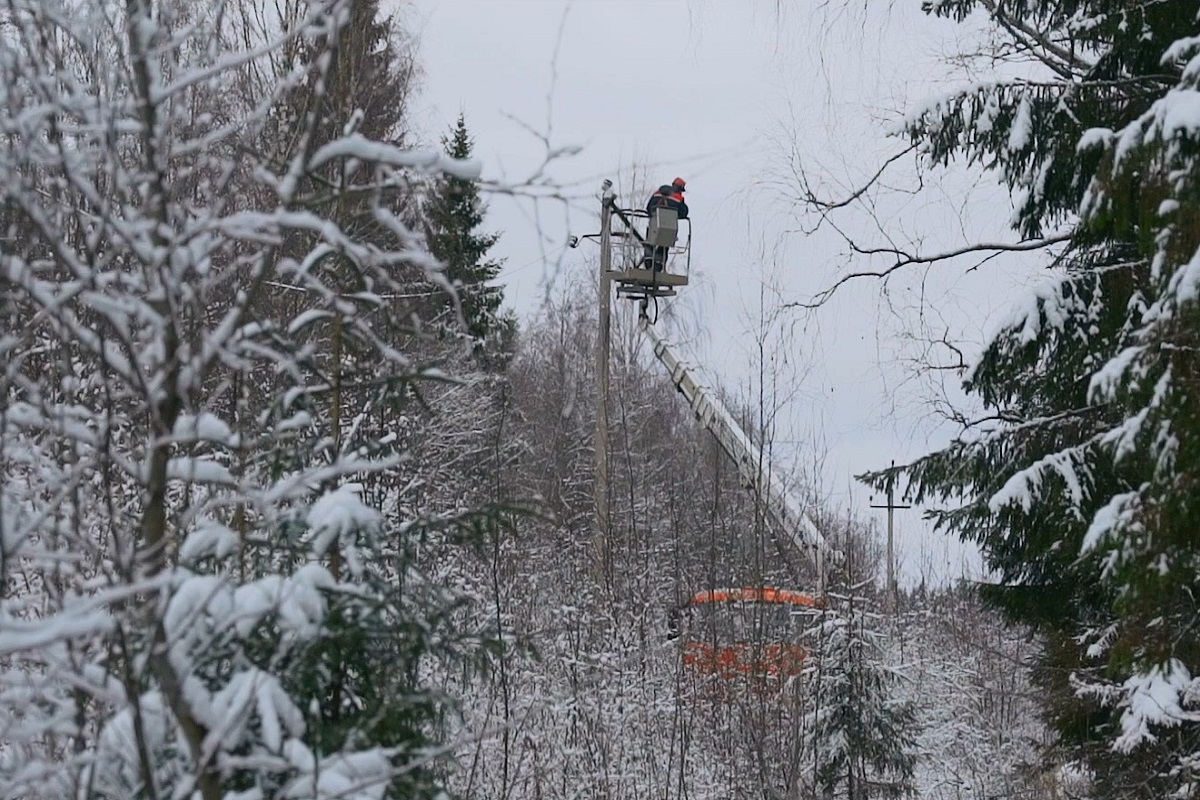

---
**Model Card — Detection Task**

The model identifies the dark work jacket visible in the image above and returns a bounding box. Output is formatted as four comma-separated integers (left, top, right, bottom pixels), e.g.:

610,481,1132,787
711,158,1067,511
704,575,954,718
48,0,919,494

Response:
646,191,689,220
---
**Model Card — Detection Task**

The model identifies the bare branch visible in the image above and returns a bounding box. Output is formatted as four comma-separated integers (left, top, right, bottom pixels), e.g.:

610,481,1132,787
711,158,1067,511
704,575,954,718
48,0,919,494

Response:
789,233,1072,309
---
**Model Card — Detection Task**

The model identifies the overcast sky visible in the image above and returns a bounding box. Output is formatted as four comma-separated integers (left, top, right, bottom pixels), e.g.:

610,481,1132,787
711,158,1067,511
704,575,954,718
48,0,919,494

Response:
404,0,1045,586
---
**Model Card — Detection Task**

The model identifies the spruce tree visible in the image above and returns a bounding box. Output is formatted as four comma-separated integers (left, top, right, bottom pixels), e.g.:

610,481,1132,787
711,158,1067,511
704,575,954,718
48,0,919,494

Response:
808,594,917,798
424,115,514,357
860,2,1200,795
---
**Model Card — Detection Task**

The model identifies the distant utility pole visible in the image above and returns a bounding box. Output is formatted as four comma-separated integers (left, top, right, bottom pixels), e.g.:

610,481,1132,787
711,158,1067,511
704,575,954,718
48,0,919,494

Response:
594,181,615,574
870,460,910,614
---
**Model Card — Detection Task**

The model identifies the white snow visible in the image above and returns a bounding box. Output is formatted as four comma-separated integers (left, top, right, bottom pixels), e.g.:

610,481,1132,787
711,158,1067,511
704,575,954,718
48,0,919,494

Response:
1162,35,1200,67
309,134,482,180
172,412,233,444
1080,489,1142,555
1088,345,1145,403
1100,368,1173,464
287,309,334,335
179,518,241,561
277,411,314,432
1007,94,1033,153
283,747,394,800
1170,244,1200,306
233,578,284,638
983,275,1081,352
306,484,382,555
975,91,1001,134
207,669,305,753
1077,127,1114,151
278,565,335,639
164,456,236,485
1158,90,1200,142
1114,85,1200,170
987,447,1086,515
164,573,235,671
1113,660,1200,753
92,691,174,798
0,609,113,657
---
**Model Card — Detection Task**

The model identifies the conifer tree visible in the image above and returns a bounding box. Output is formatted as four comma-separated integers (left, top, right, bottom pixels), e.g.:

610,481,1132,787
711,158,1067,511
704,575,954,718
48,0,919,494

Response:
806,539,918,800
809,607,918,799
424,115,514,357
859,1,1200,794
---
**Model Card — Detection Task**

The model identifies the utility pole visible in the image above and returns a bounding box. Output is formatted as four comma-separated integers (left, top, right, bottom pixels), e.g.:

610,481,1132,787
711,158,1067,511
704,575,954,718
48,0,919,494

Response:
870,460,910,614
594,180,614,576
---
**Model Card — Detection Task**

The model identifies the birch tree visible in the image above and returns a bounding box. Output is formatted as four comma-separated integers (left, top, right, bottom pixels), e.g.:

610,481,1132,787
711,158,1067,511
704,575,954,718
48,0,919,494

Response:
0,1,492,797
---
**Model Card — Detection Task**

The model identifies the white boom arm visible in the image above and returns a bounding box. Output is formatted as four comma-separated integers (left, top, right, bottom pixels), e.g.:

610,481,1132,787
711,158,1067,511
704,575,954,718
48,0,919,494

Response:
639,315,829,577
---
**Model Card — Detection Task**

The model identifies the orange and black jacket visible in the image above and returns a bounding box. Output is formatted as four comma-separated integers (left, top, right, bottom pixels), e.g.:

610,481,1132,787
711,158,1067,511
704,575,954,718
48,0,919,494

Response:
646,186,688,219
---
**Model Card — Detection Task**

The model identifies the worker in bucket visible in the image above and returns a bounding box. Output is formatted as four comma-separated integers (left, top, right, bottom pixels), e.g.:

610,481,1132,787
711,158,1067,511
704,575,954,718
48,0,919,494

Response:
643,178,688,271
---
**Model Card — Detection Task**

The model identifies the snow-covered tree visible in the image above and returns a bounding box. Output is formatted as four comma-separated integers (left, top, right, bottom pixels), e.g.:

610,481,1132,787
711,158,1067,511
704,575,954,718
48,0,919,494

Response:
858,0,1200,795
805,548,918,800
0,0,493,797
891,586,1055,799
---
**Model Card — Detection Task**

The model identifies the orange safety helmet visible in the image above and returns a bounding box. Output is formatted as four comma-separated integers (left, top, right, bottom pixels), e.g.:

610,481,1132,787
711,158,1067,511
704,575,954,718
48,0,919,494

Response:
672,177,687,191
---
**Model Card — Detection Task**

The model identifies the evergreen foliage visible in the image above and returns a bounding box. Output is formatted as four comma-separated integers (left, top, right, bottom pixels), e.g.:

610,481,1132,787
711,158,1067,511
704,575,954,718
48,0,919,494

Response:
805,540,918,800
0,0,1142,797
424,115,515,358
864,1,1200,794
809,602,919,800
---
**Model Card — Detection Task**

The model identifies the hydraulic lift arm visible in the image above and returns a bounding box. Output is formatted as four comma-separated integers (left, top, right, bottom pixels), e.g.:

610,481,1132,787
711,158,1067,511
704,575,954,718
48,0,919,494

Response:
639,312,829,582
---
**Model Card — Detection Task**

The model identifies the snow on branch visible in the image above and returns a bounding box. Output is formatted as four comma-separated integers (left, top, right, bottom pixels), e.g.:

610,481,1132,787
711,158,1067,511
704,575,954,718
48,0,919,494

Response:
311,134,482,180
1108,661,1200,754
987,444,1090,516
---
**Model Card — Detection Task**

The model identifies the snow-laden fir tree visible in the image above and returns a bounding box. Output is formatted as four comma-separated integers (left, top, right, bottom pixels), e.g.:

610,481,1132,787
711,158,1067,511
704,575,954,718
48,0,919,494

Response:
806,590,917,800
0,0,495,798
862,1,1200,795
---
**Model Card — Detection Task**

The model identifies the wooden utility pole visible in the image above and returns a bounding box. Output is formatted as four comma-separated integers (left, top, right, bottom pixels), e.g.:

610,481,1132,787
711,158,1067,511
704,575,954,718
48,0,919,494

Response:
594,181,614,570
870,460,910,613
